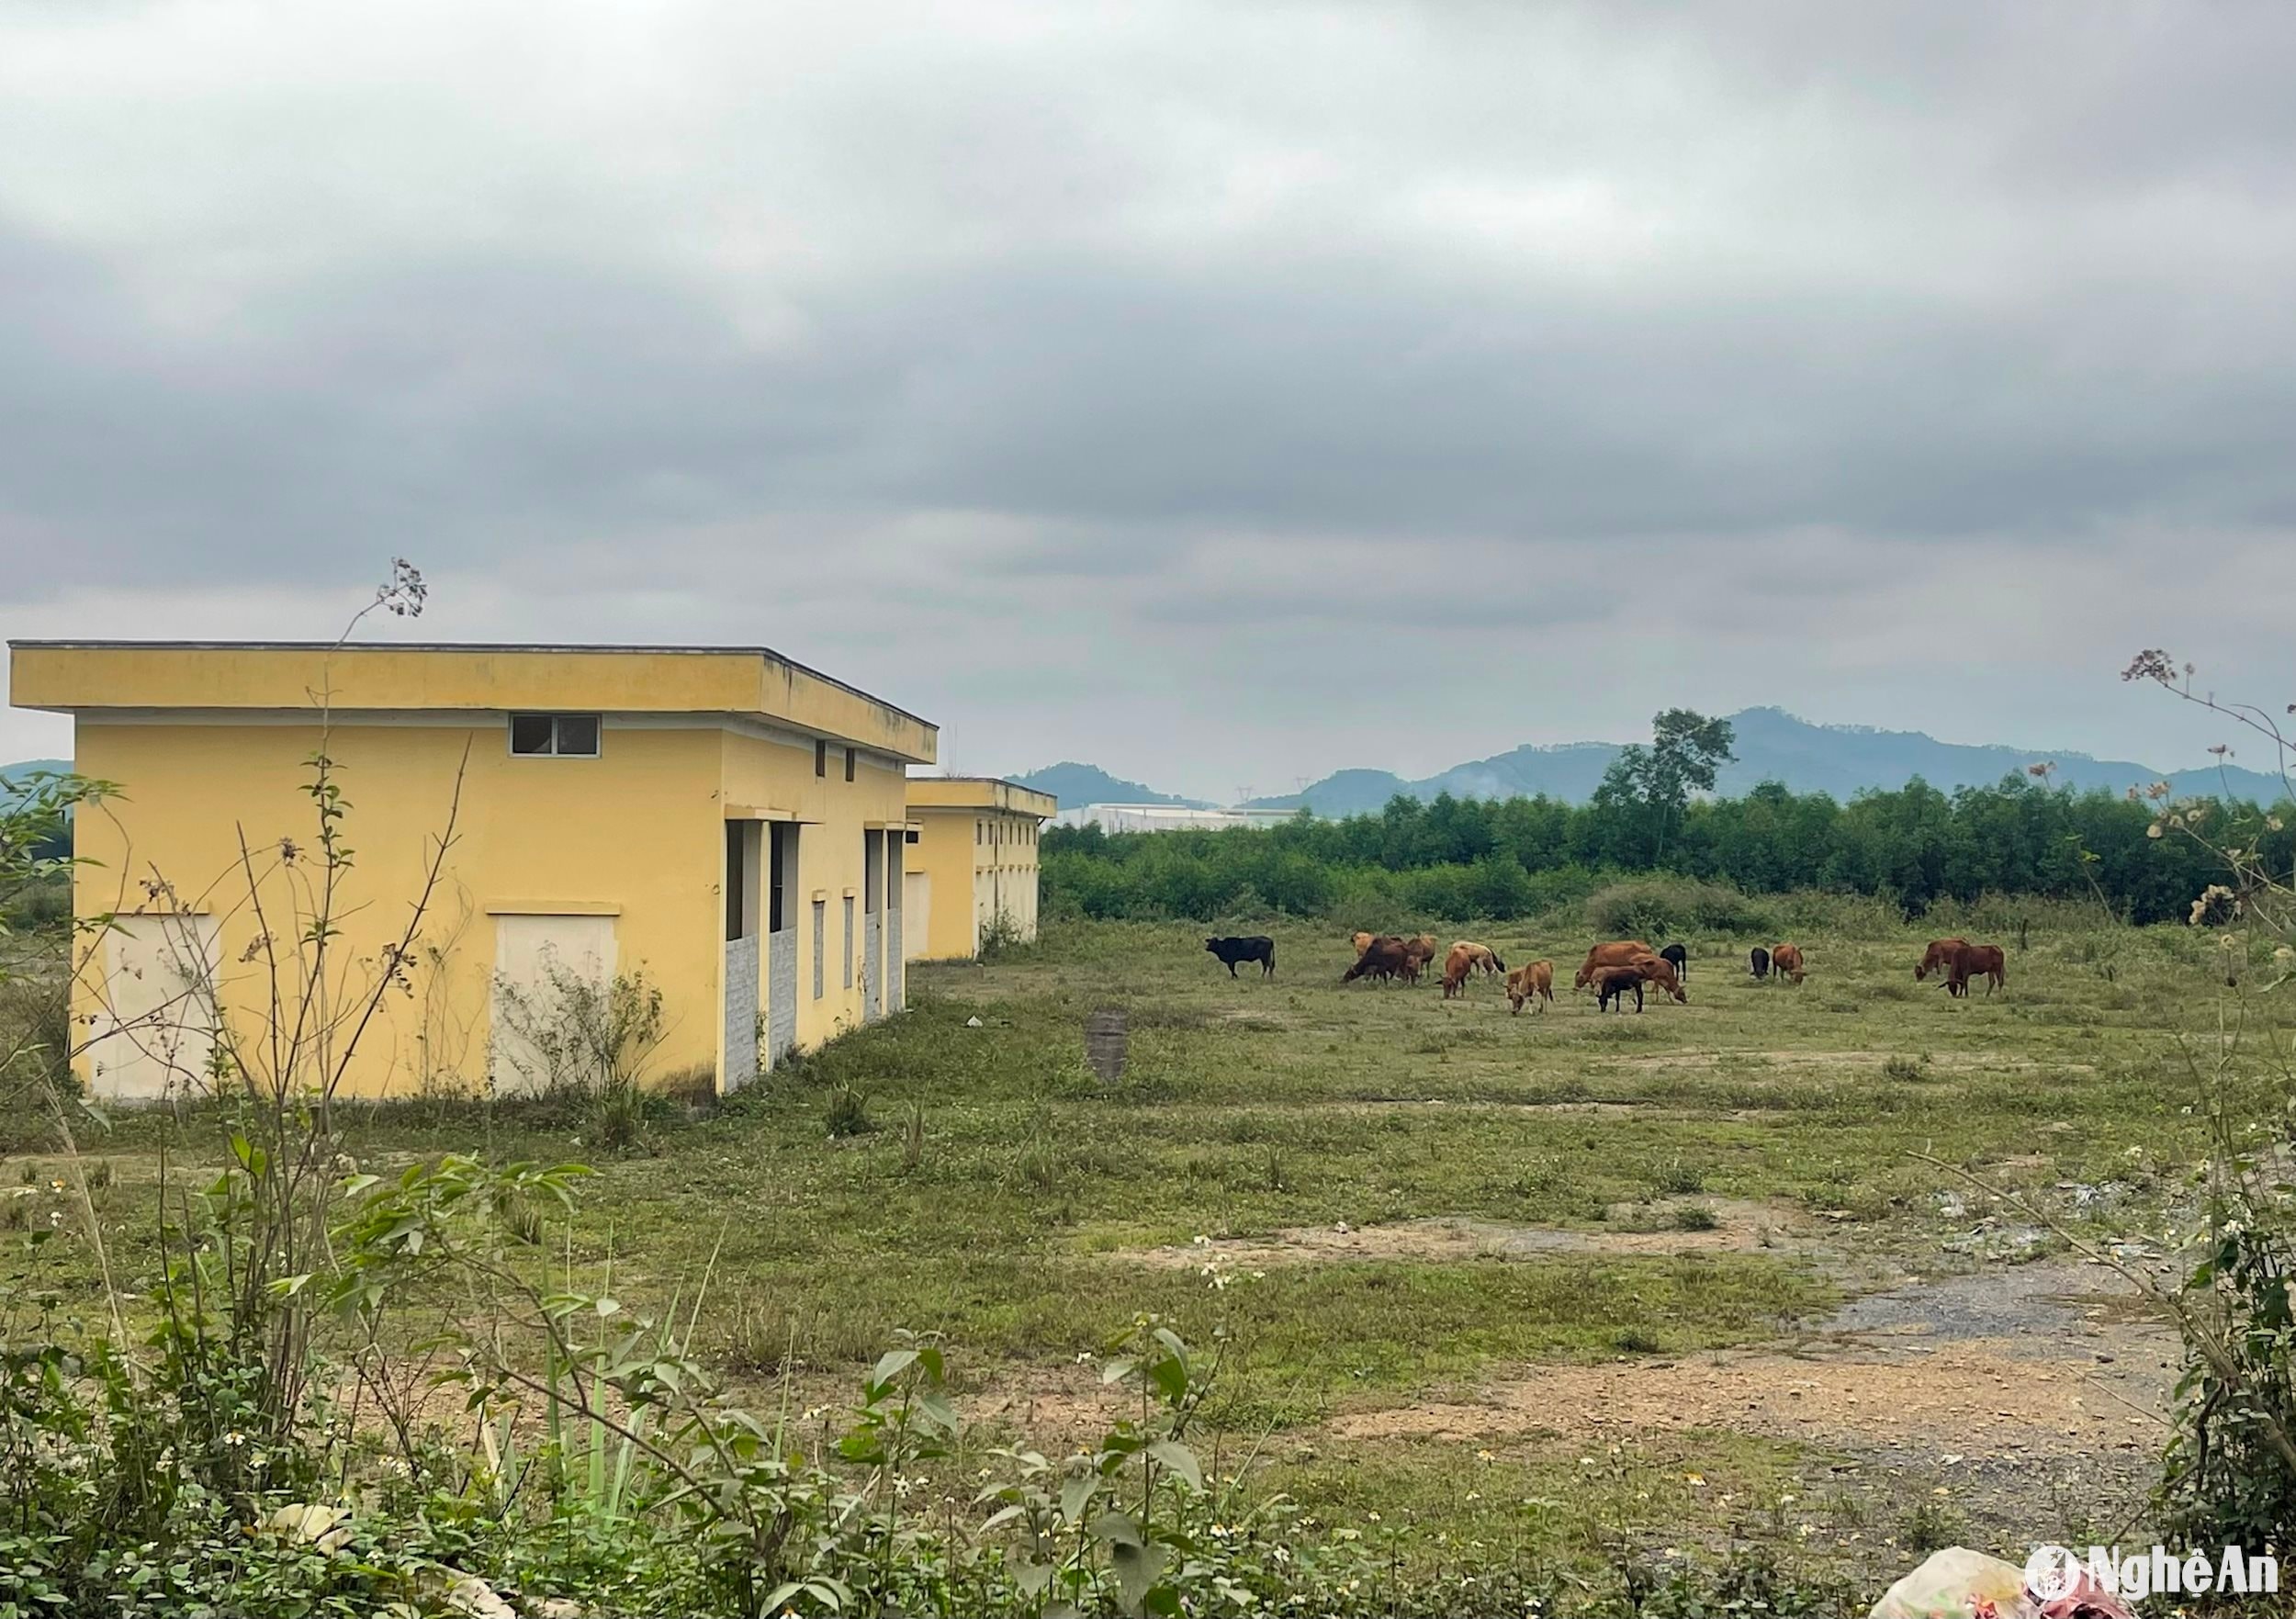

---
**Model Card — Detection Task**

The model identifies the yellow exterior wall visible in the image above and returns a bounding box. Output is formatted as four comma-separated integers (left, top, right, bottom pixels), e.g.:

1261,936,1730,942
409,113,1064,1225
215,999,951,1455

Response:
902,781,1052,959
905,811,982,960
69,718,707,1097
64,716,915,1099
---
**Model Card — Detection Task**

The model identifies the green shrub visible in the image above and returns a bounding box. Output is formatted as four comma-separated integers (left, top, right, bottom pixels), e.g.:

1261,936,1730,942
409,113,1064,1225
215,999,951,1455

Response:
1649,1157,1708,1195
825,1083,874,1137
1584,878,1776,941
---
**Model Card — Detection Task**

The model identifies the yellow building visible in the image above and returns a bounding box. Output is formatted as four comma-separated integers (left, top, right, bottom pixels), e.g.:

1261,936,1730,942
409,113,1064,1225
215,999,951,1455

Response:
7,641,936,1102
902,778,1055,960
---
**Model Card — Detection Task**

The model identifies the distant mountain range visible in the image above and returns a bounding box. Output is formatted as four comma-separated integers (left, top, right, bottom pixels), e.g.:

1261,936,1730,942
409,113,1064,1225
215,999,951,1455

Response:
1020,708,2291,817
17,713,2290,822
1009,761,1212,809
0,759,72,808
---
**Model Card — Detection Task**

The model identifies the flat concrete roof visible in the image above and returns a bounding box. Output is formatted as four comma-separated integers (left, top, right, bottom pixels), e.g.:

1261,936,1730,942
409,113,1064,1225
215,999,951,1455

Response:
907,776,1057,817
8,640,939,764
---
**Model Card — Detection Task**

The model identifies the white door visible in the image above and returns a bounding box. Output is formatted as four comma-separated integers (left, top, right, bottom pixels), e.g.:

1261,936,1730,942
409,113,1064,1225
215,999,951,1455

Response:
490,914,617,1095
89,914,222,1101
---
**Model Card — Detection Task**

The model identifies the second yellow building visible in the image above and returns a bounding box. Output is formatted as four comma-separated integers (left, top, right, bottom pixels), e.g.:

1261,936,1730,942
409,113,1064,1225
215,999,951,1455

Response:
902,778,1055,960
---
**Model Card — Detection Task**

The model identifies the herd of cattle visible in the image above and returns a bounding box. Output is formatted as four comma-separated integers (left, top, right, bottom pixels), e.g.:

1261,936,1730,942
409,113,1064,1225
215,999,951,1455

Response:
1201,930,2010,1008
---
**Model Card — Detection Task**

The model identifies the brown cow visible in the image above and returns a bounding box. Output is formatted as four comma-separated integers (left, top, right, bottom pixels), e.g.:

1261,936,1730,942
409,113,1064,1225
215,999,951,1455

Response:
1771,943,1806,984
1434,940,1505,995
1505,960,1555,1014
1914,938,1968,984
1628,953,1687,1003
1343,937,1412,984
1350,932,1414,983
1944,941,2006,997
1453,940,1505,975
1575,940,1656,990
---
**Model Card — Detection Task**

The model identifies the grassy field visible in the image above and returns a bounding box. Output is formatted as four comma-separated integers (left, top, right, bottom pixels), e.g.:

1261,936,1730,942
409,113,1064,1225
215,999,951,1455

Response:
7,907,2273,1586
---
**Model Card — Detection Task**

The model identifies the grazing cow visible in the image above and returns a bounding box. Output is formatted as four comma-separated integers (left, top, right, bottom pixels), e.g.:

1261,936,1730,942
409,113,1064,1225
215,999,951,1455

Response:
1437,940,1505,996
1771,943,1806,984
1343,936,1412,984
1595,966,1646,1014
1750,946,1771,980
1659,943,1689,983
1575,940,1656,990
1454,941,1506,976
1401,933,1438,970
1505,960,1555,1014
1350,933,1413,983
1204,936,1276,978
1943,941,2006,997
1628,953,1688,1004
1914,938,1969,984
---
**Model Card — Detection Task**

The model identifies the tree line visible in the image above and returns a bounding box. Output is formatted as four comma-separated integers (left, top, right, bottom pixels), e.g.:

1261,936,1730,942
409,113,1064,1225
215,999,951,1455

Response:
1041,774,2293,927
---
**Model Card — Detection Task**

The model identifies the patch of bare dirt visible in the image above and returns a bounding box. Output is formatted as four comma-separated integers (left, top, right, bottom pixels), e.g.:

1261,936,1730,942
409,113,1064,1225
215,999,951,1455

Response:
1113,1200,1837,1270
967,1368,1130,1451
1212,1007,1295,1029
1330,1259,2175,1461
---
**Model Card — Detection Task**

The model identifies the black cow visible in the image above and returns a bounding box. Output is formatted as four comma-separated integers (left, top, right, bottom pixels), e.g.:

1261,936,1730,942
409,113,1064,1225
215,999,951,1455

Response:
1659,943,1688,983
1595,966,1646,1013
1205,935,1276,977
1750,946,1771,981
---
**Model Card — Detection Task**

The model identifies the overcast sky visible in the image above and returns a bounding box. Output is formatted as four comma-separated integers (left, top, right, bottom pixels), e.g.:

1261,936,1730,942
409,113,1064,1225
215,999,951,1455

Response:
4,2,2292,798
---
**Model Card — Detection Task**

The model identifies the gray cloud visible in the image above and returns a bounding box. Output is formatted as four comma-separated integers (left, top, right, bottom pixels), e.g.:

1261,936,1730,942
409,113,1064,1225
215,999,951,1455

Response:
4,0,2294,793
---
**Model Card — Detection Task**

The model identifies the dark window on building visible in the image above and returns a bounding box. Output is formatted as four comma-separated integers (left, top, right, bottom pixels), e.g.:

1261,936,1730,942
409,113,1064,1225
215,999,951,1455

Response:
510,714,599,757
554,714,600,757
726,822,745,941
844,747,855,782
816,739,827,777
769,823,793,933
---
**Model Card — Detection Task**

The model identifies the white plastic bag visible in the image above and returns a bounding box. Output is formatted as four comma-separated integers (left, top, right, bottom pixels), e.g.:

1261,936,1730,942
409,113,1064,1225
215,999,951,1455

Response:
1869,1547,2038,1619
